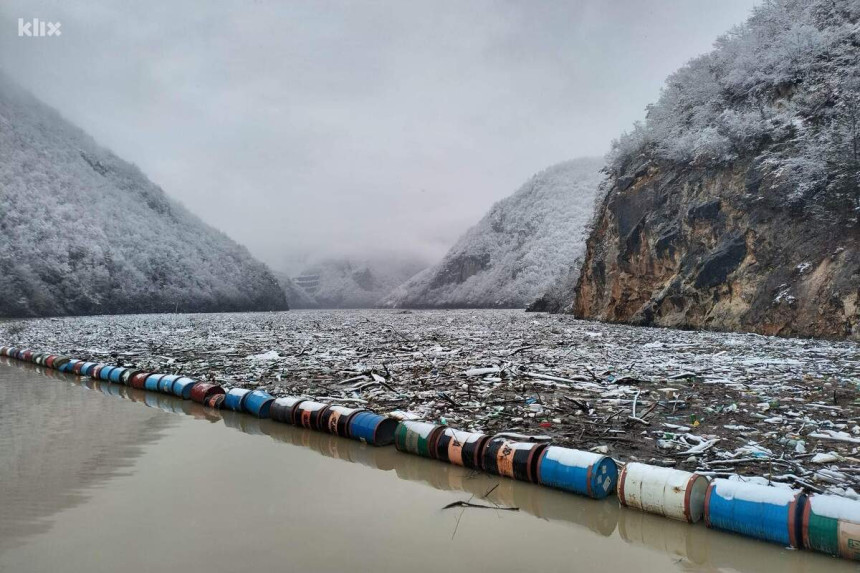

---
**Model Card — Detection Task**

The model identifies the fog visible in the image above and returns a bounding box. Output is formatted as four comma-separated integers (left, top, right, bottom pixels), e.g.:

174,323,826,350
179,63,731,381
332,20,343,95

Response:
0,0,759,273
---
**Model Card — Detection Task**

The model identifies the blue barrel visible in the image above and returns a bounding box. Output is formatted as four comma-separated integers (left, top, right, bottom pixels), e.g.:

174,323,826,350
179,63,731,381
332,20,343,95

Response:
537,446,618,499
109,367,127,383
144,374,165,392
224,388,251,412
158,374,181,394
59,359,79,373
349,412,397,446
79,362,96,377
243,390,275,418
705,479,804,547
99,366,117,381
171,377,198,400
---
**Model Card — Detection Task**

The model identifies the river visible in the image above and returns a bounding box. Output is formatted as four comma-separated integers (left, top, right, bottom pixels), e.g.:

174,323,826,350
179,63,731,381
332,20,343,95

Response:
0,359,852,573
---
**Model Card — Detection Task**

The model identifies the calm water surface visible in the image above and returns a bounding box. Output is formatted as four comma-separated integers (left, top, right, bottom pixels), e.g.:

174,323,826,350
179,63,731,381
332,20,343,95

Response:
0,359,854,573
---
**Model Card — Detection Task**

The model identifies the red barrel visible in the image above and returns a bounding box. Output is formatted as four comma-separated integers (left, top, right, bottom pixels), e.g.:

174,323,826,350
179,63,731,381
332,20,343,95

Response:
319,405,364,438
190,382,226,404
129,372,151,390
72,361,86,375
294,401,331,430
482,438,547,484
45,355,58,368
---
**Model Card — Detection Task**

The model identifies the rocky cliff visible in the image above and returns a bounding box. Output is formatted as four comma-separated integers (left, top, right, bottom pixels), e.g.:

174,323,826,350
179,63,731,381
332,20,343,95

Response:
573,0,860,339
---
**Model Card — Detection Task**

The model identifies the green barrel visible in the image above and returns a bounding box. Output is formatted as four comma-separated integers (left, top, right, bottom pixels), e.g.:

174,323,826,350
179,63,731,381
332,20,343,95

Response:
803,494,860,561
394,421,443,458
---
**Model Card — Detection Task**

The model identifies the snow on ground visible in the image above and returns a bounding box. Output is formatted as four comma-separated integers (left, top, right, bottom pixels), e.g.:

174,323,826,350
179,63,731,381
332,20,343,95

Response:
2,309,858,495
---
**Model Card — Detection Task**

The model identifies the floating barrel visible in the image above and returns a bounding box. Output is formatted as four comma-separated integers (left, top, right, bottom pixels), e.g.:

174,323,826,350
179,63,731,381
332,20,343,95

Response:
79,362,96,377
190,382,225,404
349,412,397,446
205,393,225,409
53,357,72,370
537,446,618,500
270,397,305,424
109,367,127,384
704,479,804,547
91,364,106,379
243,390,275,418
294,401,331,430
58,359,78,373
31,352,43,364
158,374,181,394
223,388,251,412
172,377,199,400
45,355,58,368
129,372,150,390
618,463,707,521
802,493,860,560
99,366,118,381
395,421,444,458
120,369,140,385
21,350,33,362
434,428,489,469
483,437,547,484
144,374,165,392
319,405,364,437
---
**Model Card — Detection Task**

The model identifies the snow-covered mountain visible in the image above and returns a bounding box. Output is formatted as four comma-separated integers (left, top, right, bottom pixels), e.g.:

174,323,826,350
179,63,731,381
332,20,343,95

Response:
386,158,605,309
0,73,287,317
285,256,427,308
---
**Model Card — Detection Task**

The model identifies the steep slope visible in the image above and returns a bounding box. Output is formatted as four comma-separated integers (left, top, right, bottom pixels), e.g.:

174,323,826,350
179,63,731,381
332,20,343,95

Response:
0,74,287,317
573,0,860,339
290,256,427,308
276,273,319,309
387,158,604,308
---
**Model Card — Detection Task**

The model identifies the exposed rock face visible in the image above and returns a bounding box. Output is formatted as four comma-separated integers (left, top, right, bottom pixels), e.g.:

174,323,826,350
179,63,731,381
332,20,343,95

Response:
574,159,860,338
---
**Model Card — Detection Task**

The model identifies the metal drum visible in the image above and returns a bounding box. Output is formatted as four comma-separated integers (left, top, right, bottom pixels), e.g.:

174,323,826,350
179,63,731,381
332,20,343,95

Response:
294,401,331,430
129,372,150,389
704,479,804,547
802,493,860,560
21,350,33,362
618,463,707,521
120,369,141,385
172,377,199,399
109,367,127,384
319,405,364,437
45,355,58,368
349,412,397,446
270,397,305,424
158,374,181,394
483,438,547,484
394,421,444,458
190,382,225,404
79,362,96,377
538,446,618,500
91,364,107,379
144,374,165,392
205,394,226,409
243,390,275,418
57,358,77,372
434,428,489,469
99,365,117,381
223,388,252,412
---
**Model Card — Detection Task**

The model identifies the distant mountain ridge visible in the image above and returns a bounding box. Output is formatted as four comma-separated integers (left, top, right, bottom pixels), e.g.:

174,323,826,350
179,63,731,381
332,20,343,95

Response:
386,157,604,309
0,73,287,317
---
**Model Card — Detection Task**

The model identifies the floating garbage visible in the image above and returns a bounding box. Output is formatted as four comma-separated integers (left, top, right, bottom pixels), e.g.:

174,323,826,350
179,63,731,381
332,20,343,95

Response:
618,463,707,522
270,396,305,424
243,390,275,418
224,388,252,412
483,437,547,484
395,421,444,458
319,405,364,438
705,479,804,547
434,428,488,469
349,411,397,446
802,493,860,560
538,446,617,500
294,401,331,430
172,377,199,400
190,382,225,404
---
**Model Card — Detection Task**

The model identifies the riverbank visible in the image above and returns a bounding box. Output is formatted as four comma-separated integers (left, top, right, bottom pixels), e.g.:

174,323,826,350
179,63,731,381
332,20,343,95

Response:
1,309,858,496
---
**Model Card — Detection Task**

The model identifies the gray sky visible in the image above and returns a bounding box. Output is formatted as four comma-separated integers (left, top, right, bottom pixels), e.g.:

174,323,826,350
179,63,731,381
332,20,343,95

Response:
0,0,760,273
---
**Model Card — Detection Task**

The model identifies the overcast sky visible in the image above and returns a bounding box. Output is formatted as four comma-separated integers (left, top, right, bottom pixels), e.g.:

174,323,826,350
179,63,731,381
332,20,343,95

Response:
0,0,760,273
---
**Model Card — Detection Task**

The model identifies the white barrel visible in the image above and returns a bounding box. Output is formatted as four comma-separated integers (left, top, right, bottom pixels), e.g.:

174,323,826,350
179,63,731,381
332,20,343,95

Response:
619,462,709,523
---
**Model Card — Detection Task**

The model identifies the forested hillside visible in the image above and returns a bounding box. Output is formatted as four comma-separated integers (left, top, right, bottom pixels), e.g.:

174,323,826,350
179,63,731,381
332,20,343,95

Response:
0,74,287,317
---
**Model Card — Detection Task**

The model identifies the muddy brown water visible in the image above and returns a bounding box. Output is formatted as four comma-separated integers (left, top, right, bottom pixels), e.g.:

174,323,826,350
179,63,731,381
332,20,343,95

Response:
0,359,854,573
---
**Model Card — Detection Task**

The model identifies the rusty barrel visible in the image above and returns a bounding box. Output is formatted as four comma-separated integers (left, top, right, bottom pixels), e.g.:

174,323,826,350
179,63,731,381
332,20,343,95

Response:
190,382,225,404
144,374,165,392
129,372,150,390
120,369,141,385
349,412,398,446
802,493,860,560
294,401,331,430
618,462,707,521
483,437,547,484
224,388,251,412
434,428,489,469
172,377,199,399
704,478,804,547
205,393,226,409
244,390,275,418
270,397,305,424
319,405,364,437
538,446,618,500
394,421,444,458
45,355,58,368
